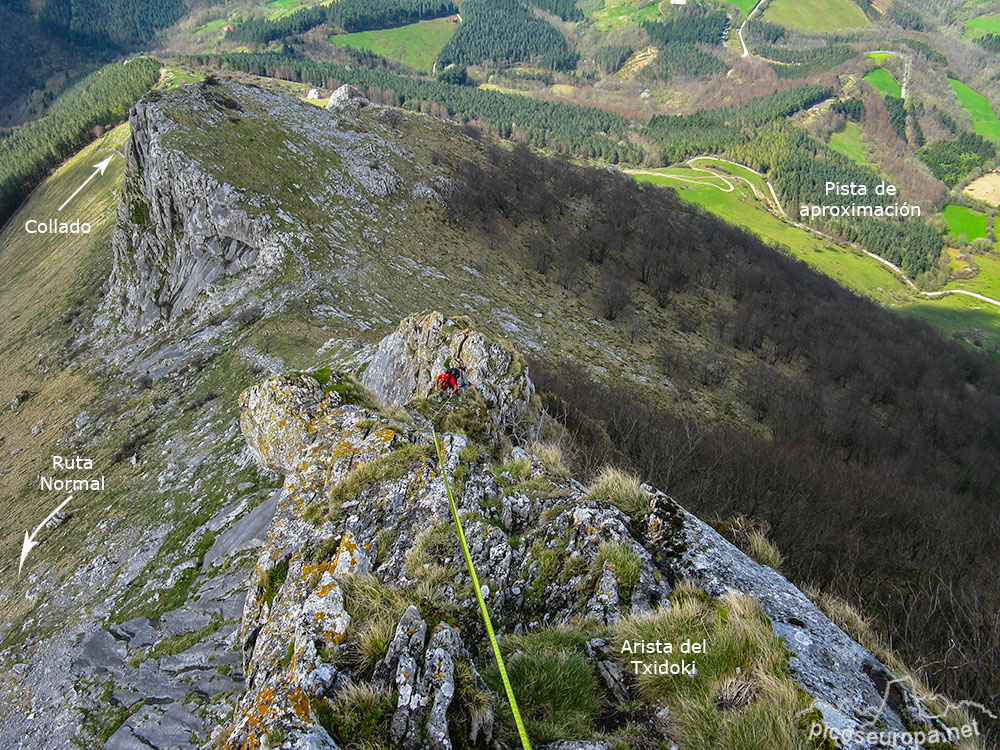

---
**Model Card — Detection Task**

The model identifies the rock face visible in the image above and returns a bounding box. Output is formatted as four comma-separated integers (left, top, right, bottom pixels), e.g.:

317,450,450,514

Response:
107,85,290,332
223,316,943,750
361,311,535,442
326,84,373,112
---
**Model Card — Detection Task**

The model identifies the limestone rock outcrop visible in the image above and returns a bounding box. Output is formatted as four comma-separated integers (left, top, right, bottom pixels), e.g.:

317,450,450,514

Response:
107,83,290,332
224,317,948,750
361,311,535,442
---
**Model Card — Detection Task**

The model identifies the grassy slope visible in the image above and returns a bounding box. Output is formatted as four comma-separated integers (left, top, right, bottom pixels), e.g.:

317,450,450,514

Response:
963,15,1000,37
632,169,1000,351
864,68,901,98
763,0,868,32
721,0,759,13
950,78,1000,142
828,122,869,166
586,0,662,29
947,250,1000,298
329,17,457,73
943,204,988,241
0,126,128,564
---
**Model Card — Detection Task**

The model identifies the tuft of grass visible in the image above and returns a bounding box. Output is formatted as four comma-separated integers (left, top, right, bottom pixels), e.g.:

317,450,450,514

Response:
448,658,494,748
459,443,481,463
439,399,490,441
593,541,641,606
530,441,569,477
484,648,602,744
614,585,816,750
327,442,432,510
341,574,460,677
313,684,396,749
405,520,460,575
309,369,381,409
498,621,609,658
744,531,784,573
259,558,290,607
382,405,411,423
587,466,651,521
376,528,395,563
492,457,531,481
341,575,414,675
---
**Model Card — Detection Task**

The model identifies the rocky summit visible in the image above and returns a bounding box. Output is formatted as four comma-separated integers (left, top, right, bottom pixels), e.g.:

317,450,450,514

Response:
219,312,941,750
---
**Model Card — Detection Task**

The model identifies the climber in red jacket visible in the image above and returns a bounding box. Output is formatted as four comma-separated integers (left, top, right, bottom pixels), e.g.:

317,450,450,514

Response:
436,366,468,400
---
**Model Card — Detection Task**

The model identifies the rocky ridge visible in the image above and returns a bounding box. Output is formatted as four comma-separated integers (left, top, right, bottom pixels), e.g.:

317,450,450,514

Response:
0,80,969,750
223,313,943,750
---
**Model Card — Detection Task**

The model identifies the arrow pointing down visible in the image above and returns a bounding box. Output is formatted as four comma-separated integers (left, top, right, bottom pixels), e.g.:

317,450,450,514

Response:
58,155,114,212
19,495,73,577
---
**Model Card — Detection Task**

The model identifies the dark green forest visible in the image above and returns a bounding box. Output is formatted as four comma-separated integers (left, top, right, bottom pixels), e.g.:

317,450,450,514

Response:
436,0,570,67
640,4,728,45
33,0,184,47
884,95,908,141
886,3,924,30
744,18,786,44
191,53,641,162
642,85,832,163
0,57,160,228
652,44,725,79
918,130,996,187
756,43,852,64
594,45,633,74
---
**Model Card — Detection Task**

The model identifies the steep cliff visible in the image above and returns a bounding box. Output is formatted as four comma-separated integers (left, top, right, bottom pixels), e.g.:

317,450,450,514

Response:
108,88,290,332
224,313,950,750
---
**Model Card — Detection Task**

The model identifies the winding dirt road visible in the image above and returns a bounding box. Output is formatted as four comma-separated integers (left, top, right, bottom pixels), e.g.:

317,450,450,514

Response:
627,158,1000,309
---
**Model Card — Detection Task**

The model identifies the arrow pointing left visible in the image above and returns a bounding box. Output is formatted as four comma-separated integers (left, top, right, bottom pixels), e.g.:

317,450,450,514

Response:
58,155,114,212
19,495,73,577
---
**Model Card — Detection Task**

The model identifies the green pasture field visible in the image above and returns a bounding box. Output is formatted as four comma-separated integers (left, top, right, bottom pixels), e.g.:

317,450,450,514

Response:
943,204,988,242
828,122,869,166
864,68,901,98
762,0,868,32
964,15,1000,37
587,0,662,29
949,78,1000,141
330,17,457,72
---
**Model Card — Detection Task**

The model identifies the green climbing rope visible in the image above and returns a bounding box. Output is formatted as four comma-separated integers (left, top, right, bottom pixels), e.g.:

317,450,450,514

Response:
431,428,533,750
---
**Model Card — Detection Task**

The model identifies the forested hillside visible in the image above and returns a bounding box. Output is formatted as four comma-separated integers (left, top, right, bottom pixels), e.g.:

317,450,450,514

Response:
29,0,184,48
642,85,833,163
0,58,160,227
640,3,728,79
443,142,1000,734
436,0,572,68
729,124,943,275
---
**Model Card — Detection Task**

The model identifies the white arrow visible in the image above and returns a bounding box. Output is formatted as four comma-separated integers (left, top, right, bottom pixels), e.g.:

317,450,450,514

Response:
19,495,73,577
57,156,114,212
